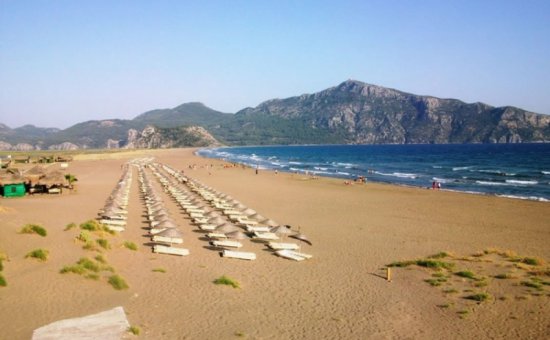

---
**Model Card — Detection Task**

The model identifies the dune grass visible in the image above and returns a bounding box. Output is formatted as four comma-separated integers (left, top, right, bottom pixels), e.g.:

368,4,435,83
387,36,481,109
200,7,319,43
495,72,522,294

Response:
76,230,92,243
0,274,6,287
0,259,3,272
124,241,138,251
64,222,77,231
25,249,49,261
152,268,166,273
455,270,477,280
95,255,107,264
388,258,454,271
213,275,240,288
19,224,47,237
108,275,129,290
96,238,110,250
464,293,490,302
128,325,141,335
79,220,116,235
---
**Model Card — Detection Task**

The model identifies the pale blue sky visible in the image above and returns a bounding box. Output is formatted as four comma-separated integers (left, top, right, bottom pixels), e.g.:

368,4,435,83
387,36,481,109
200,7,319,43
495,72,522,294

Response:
1,0,549,128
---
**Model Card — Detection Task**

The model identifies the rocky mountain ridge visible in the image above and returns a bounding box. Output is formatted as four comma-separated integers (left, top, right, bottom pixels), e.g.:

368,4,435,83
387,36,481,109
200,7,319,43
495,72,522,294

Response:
1,80,548,149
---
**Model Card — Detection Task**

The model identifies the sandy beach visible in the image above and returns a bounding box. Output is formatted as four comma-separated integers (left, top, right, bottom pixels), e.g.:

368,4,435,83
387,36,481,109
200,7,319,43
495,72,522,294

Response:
0,148,549,339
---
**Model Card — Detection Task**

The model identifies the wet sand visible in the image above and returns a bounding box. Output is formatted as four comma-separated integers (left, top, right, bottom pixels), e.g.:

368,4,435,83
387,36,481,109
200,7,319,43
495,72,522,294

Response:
0,148,549,339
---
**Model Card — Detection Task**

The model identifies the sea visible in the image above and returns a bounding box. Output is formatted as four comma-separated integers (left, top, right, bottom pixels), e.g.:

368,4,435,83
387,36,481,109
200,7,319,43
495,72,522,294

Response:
197,144,550,202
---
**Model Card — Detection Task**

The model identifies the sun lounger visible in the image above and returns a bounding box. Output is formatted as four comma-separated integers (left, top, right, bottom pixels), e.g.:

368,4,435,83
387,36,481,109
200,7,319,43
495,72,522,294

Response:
223,210,242,215
210,240,243,248
198,224,217,231
221,250,256,261
189,212,204,219
236,219,258,226
99,219,126,226
152,235,184,244
274,250,313,261
267,242,300,250
252,232,279,241
153,245,189,256
103,224,125,232
206,232,227,240
246,226,271,232
149,227,167,235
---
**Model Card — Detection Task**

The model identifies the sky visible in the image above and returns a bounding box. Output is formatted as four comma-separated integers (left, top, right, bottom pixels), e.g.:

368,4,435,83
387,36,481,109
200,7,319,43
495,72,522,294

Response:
1,0,549,129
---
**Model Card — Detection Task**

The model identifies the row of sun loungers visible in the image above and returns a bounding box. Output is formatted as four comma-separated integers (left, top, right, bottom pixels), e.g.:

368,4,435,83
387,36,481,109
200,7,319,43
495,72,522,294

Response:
97,164,132,232
137,163,189,256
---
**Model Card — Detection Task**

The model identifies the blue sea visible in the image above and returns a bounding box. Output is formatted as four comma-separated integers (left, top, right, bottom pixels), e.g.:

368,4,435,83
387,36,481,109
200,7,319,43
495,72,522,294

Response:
197,144,550,202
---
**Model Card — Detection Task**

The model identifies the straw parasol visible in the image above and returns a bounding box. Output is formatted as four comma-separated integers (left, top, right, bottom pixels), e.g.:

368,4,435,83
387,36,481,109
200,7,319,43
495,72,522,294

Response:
290,232,312,246
270,225,293,235
208,216,226,225
225,230,248,240
215,223,239,234
260,219,279,227
154,227,183,244
38,170,66,187
248,213,266,221
242,208,257,216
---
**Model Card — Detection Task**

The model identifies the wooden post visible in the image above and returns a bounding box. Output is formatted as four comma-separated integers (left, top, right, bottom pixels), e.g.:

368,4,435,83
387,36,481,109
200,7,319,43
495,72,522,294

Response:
386,267,392,282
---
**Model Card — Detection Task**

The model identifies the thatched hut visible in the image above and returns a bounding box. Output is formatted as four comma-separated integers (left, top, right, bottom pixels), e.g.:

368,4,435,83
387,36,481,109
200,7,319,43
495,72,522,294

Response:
0,169,27,197
37,170,67,193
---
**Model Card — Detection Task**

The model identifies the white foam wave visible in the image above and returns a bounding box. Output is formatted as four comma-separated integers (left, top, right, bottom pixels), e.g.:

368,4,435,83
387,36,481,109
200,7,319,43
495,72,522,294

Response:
314,167,328,171
432,177,450,183
337,171,351,176
476,181,509,186
393,172,418,179
289,161,302,165
505,180,538,185
453,166,472,171
497,194,549,202
542,171,550,175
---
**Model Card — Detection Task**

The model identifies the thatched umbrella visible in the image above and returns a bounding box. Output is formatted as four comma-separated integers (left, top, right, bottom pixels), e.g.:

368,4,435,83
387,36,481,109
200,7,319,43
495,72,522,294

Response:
260,219,279,227
38,170,66,187
153,227,183,244
225,230,248,240
215,223,239,234
233,203,248,211
270,225,293,235
242,208,257,216
208,216,226,225
290,232,312,246
248,213,266,221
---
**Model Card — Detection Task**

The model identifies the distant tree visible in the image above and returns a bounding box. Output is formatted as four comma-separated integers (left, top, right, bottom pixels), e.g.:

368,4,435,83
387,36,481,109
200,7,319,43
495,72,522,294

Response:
65,174,78,189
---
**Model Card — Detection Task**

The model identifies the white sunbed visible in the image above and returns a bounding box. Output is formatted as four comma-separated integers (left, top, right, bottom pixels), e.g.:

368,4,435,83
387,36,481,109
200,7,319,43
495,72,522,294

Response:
99,219,126,227
198,224,217,231
267,242,300,250
206,232,227,240
246,226,271,233
103,224,125,232
274,250,313,261
221,250,256,261
210,240,243,248
189,212,204,219
252,232,279,241
152,235,184,244
153,245,189,256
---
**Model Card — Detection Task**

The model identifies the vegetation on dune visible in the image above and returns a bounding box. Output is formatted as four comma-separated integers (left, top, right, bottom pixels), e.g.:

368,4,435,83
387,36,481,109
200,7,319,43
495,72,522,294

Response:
0,274,6,287
213,275,240,288
64,222,77,231
108,275,129,290
388,258,454,270
96,238,110,250
19,224,47,237
464,293,490,302
128,325,141,336
124,241,138,251
152,268,166,273
25,249,49,261
455,271,477,280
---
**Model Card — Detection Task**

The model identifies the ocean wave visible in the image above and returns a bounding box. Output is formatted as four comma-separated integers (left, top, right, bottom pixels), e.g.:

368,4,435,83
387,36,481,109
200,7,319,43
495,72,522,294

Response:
289,161,302,165
314,167,328,171
476,169,515,176
453,166,472,171
432,177,451,183
505,180,538,185
476,181,509,186
497,194,549,202
337,171,351,176
542,171,550,175
375,172,418,179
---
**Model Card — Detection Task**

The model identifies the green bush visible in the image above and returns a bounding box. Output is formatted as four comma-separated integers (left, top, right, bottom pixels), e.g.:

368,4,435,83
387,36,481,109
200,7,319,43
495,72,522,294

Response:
128,325,141,335
213,275,240,288
96,239,110,250
25,249,49,261
108,275,129,290
464,293,490,302
455,271,477,280
124,241,138,251
20,224,47,237
0,274,6,287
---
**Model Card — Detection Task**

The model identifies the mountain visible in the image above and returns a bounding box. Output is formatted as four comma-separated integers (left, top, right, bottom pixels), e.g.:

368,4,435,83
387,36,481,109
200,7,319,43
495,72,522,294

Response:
237,80,550,144
123,125,222,149
0,80,548,150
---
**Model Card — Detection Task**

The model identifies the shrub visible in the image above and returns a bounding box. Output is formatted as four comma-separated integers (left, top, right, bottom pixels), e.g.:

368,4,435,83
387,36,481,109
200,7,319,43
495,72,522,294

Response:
152,268,166,273
0,274,6,287
494,273,513,279
80,220,100,231
428,252,450,259
128,325,141,335
415,260,454,270
213,275,240,288
25,249,49,261
95,255,107,264
464,293,490,302
96,239,110,250
76,231,92,243
108,275,129,290
60,265,86,275
521,281,543,290
78,258,100,272
124,241,138,251
64,223,77,231
521,257,543,266
455,271,476,280
20,224,47,237
0,259,3,272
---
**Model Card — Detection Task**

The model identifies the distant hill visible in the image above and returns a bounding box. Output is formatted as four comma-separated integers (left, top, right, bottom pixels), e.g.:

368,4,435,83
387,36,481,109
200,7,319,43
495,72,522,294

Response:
0,80,548,150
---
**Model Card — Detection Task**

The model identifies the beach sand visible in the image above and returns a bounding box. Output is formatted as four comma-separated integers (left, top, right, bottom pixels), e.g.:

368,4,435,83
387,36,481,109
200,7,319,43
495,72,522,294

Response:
0,148,549,339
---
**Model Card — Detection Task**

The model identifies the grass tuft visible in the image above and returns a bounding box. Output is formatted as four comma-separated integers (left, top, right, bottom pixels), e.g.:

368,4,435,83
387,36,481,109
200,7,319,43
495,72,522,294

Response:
521,280,543,290
64,222,77,231
464,293,490,302
124,241,138,251
80,220,101,231
214,275,240,288
25,249,49,261
76,231,92,243
152,268,166,273
0,274,6,287
108,275,129,290
494,273,514,279
455,270,477,280
428,252,450,259
388,259,454,270
96,238,110,250
19,224,47,237
521,257,543,266
128,325,141,335
95,255,107,264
